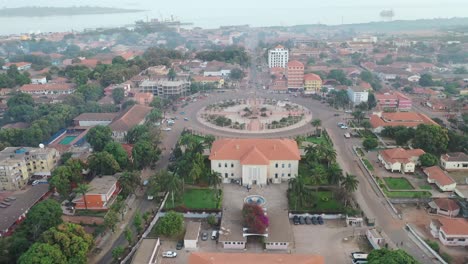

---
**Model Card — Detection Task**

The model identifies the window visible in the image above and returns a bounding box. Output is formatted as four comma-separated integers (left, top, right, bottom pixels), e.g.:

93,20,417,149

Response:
458,238,466,241
231,173,234,176
275,163,278,168
275,173,278,178
225,163,227,168
218,163,221,168
225,173,228,178
463,164,468,168
288,173,291,177
231,163,234,168
288,163,291,168
282,164,285,168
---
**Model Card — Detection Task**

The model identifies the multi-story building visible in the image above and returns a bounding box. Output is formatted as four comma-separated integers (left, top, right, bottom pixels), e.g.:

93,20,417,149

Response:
209,138,300,186
303,73,322,95
375,92,412,111
347,86,369,105
286,60,304,91
268,45,289,68
138,79,190,97
0,147,60,191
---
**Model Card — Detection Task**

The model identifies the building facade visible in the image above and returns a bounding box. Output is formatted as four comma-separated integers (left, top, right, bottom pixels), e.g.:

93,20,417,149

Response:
0,147,59,190
209,139,300,186
138,79,190,97
347,87,369,105
303,73,322,95
424,166,457,192
430,218,468,246
378,148,425,173
440,152,468,171
287,60,304,91
268,45,289,68
72,176,120,210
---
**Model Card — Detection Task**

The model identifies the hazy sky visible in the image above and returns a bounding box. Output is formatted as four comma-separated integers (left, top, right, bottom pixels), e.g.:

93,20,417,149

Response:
1,0,468,34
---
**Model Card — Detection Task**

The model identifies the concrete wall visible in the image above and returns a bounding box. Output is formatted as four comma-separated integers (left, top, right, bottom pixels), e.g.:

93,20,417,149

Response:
222,241,246,249
265,242,289,250
442,161,468,171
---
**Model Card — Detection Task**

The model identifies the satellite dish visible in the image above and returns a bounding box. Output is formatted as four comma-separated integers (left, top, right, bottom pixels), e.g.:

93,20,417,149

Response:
39,144,45,149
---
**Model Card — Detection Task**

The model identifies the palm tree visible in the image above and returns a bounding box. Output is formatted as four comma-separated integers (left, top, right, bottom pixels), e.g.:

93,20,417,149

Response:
75,183,91,210
163,172,182,207
295,135,306,147
352,110,365,125
342,173,359,193
311,119,322,136
327,163,344,185
207,170,222,200
288,174,309,210
316,143,336,167
188,153,205,183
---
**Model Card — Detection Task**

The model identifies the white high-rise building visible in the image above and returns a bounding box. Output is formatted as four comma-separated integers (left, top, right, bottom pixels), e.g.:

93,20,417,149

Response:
268,45,289,68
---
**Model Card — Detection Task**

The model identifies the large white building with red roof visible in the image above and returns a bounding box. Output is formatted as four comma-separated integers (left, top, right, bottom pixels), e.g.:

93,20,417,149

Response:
369,112,438,133
209,138,300,186
268,45,289,68
430,218,468,246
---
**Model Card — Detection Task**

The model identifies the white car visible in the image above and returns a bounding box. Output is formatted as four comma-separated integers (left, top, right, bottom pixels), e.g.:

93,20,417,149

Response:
340,125,348,129
345,110,352,113
162,251,177,258
162,128,172,131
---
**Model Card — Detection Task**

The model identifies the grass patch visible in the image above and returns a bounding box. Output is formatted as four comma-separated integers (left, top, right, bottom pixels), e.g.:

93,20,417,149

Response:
305,136,328,145
419,184,433,190
356,147,365,157
359,130,377,139
383,189,432,198
74,210,107,217
289,190,344,213
363,159,374,171
165,188,221,210
384,177,414,190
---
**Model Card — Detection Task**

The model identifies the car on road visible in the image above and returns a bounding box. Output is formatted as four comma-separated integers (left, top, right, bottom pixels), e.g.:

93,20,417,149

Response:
340,125,348,129
201,232,208,241
162,251,177,258
337,122,344,127
292,215,300,225
162,128,172,131
345,110,352,113
176,240,184,250
184,117,189,121
180,111,185,115
333,113,340,116
305,216,312,225
317,216,324,225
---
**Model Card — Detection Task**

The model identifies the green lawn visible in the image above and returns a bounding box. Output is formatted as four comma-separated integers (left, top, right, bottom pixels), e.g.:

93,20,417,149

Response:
383,189,432,198
384,177,414,190
305,136,329,145
363,159,374,171
419,184,433,190
165,188,221,210
289,191,344,213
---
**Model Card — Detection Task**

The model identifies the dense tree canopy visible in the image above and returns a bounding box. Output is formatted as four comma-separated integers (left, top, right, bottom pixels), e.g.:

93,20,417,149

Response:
419,153,439,167
88,151,121,176
195,46,250,67
413,124,449,155
21,199,63,241
104,142,129,169
155,211,184,237
86,125,113,152
368,248,419,264
18,243,67,264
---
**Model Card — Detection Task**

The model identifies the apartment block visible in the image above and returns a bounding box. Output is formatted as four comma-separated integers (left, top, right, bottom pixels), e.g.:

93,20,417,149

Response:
268,45,289,68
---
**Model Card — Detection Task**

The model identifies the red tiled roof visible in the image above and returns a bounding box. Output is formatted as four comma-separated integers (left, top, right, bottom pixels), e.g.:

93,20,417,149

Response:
370,112,438,128
209,139,300,163
433,198,459,212
441,152,468,162
424,166,456,186
5,62,31,68
287,60,304,68
192,76,223,82
380,148,425,164
109,105,152,132
189,252,324,264
439,218,468,236
304,73,322,81
20,83,75,92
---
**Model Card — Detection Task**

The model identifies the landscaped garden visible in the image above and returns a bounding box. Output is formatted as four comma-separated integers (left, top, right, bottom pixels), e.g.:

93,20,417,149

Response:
288,190,345,213
384,177,414,190
377,177,431,198
419,184,433,190
363,159,374,171
165,188,221,210
305,136,329,145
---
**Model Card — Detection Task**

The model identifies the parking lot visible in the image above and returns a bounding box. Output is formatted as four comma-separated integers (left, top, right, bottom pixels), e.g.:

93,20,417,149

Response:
292,219,365,263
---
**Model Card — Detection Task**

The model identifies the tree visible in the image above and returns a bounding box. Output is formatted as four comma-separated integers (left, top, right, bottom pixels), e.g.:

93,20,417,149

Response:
155,211,184,237
88,151,120,176
242,203,269,234
342,173,359,193
118,171,141,197
21,199,63,241
413,124,449,155
125,125,150,144
288,174,310,210
454,66,467,74
75,183,91,210
167,67,177,81
49,166,74,198
352,110,365,124
112,56,126,65
41,223,93,264
311,119,322,136
18,243,67,264
229,68,245,81
104,210,119,232
163,173,182,207
368,248,418,264
420,153,439,167
124,228,133,245
327,163,344,185
133,211,143,234
419,73,434,87
7,92,34,108
104,142,129,169
111,246,125,261
86,125,112,152
112,88,125,104
360,71,373,83
132,140,159,169
363,138,378,150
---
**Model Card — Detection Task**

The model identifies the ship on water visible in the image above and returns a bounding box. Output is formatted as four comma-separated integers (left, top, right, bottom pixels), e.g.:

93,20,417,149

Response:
135,15,193,32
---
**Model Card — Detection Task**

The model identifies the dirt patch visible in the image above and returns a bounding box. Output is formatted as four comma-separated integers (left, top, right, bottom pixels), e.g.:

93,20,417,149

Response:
62,215,104,225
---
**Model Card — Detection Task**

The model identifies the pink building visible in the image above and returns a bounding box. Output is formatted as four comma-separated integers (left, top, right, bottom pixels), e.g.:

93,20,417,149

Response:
287,60,304,91
375,91,412,111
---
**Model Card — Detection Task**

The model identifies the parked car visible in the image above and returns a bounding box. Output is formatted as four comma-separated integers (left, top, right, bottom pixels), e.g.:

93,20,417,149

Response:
333,113,340,116
311,216,318,225
340,125,348,129
299,216,305,225
201,232,208,241
184,117,189,121
162,251,177,258
305,216,312,225
176,240,184,250
317,216,324,225
162,127,172,131
211,230,218,240
292,216,300,225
